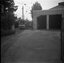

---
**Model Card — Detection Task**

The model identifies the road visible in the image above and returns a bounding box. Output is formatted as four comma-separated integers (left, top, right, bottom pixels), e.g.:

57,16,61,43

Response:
1,30,61,63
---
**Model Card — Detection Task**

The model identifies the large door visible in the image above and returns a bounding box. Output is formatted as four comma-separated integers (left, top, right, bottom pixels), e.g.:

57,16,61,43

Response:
49,14,62,30
37,15,46,29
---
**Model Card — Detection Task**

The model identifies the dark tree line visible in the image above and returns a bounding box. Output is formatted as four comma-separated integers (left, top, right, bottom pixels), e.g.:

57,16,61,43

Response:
1,0,17,30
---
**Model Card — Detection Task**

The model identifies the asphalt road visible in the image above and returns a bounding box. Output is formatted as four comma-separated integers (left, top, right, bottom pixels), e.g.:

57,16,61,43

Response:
1,30,61,63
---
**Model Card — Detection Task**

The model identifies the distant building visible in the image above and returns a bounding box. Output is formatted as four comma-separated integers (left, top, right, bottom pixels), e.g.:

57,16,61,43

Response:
33,2,64,30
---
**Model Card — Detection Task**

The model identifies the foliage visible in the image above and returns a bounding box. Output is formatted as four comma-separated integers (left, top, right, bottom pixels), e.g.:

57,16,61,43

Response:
1,29,15,36
1,13,17,30
31,1,42,18
15,21,19,28
32,2,42,10
1,0,18,30
25,19,33,29
1,0,17,13
18,18,25,25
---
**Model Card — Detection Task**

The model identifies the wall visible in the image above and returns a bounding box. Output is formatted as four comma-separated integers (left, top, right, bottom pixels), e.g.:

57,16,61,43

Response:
33,8,64,30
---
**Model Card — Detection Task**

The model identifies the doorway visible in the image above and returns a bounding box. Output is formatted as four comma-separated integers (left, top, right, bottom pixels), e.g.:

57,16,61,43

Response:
37,15,46,30
49,14,62,30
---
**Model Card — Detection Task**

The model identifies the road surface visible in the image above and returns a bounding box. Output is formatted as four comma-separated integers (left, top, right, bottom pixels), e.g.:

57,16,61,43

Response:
1,30,61,63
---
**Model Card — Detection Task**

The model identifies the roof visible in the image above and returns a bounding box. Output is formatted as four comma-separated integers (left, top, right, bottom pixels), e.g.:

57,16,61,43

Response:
49,5,64,10
49,2,64,10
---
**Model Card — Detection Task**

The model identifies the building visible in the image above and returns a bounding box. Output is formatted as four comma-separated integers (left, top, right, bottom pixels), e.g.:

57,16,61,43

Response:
32,2,64,30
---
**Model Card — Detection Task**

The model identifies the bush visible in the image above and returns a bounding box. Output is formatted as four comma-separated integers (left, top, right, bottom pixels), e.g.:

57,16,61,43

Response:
15,21,19,28
1,13,16,30
1,29,16,37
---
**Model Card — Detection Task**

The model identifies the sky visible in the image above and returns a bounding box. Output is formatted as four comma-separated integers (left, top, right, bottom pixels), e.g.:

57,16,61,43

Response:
14,0,64,21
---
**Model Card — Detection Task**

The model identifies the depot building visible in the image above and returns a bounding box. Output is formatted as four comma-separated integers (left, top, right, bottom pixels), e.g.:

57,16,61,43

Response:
32,2,64,30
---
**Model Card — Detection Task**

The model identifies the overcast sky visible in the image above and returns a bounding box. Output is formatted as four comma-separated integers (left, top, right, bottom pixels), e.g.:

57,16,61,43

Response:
14,0,64,21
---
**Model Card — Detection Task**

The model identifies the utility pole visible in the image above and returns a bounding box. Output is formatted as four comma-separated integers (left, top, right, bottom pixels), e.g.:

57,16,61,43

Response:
22,6,24,20
22,4,26,20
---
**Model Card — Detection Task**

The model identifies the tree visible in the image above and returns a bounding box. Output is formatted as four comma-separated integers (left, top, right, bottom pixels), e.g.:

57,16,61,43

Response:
0,0,17,13
31,2,42,18
1,0,18,30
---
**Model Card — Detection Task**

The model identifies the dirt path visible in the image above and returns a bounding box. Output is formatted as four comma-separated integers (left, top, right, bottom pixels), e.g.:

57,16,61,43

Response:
1,30,61,63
